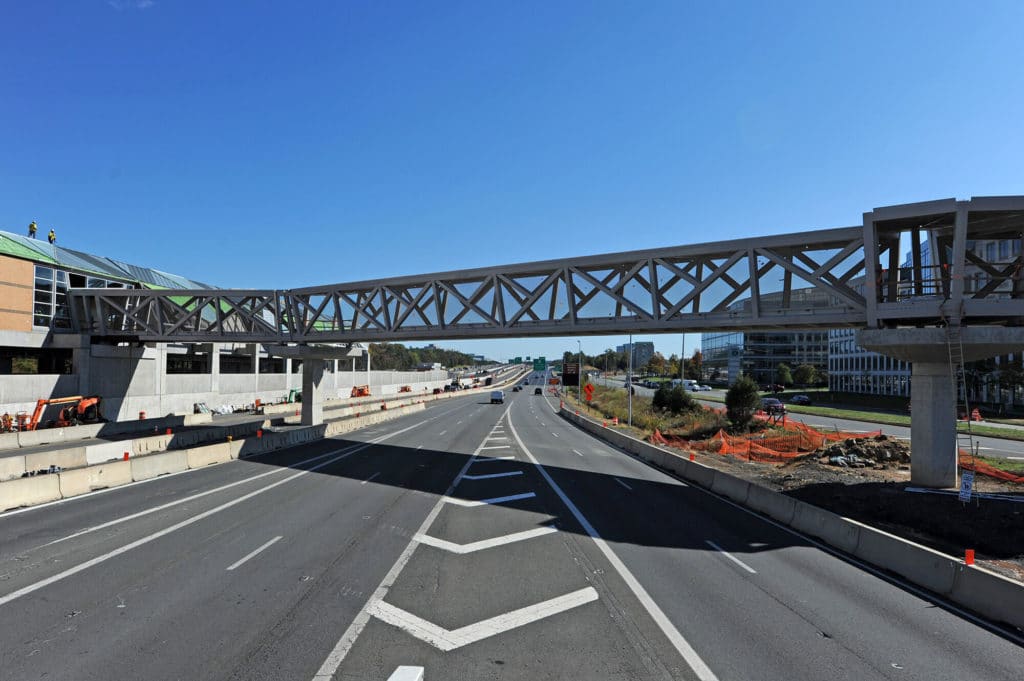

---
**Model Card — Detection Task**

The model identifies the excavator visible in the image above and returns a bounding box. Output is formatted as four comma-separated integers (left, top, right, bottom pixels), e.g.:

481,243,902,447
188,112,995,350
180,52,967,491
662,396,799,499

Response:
24,396,103,431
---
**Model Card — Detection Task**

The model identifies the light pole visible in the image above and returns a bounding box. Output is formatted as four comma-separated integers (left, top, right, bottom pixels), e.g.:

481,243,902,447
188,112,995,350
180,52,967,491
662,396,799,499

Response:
627,333,633,427
681,333,686,382
577,340,583,402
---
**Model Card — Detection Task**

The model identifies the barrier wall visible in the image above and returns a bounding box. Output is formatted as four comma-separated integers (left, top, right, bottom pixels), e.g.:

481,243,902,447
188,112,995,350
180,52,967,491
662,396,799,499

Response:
557,407,1024,631
58,461,133,498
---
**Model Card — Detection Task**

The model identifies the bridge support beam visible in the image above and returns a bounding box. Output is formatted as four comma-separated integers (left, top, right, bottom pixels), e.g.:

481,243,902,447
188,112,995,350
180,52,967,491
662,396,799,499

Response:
301,359,325,426
858,327,1024,488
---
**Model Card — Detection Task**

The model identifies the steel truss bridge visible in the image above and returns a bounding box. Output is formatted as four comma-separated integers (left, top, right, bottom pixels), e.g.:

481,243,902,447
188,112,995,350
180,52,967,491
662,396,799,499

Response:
68,197,1024,343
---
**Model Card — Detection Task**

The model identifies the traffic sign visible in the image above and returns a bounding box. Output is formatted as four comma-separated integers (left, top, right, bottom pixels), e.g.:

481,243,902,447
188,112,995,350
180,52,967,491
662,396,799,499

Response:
512,357,522,364
533,357,547,371
584,383,594,401
562,361,580,387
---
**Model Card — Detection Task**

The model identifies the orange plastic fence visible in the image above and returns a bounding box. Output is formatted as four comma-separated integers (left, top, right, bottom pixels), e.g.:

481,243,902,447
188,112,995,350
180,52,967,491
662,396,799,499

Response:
958,451,1024,484
654,420,882,465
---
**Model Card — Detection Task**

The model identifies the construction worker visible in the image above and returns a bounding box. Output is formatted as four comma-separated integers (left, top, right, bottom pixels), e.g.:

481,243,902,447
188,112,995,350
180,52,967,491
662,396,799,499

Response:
1,412,11,433
47,228,56,244
28,221,37,238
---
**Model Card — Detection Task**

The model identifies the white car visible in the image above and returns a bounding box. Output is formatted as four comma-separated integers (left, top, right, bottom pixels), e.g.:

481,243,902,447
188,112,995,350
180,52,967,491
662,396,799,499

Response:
697,384,712,391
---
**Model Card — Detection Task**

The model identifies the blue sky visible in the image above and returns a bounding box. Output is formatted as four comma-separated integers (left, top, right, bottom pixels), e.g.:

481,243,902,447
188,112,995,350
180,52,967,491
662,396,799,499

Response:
3,1,1023,362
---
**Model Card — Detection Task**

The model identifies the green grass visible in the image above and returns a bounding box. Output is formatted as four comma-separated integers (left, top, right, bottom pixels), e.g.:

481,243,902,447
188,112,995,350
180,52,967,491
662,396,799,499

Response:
973,455,1024,475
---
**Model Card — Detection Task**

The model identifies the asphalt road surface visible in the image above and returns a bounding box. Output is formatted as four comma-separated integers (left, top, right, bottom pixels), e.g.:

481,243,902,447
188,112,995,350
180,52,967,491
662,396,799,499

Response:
1,386,1021,680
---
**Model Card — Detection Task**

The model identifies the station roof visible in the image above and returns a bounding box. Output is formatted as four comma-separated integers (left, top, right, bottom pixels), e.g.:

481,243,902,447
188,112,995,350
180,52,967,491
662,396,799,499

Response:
0,229,213,289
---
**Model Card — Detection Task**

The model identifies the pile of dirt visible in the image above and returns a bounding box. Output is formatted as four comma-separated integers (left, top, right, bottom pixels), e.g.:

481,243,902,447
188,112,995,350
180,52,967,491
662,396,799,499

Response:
817,433,911,469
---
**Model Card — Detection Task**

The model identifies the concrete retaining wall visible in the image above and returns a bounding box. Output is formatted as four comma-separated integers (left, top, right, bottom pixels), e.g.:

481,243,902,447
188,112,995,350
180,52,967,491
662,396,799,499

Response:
85,440,134,465
557,407,1024,632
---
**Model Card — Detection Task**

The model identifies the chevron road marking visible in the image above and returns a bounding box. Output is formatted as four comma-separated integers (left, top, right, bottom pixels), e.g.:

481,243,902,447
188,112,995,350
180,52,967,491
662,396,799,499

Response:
463,471,522,480
368,587,598,651
442,492,536,507
474,455,515,462
413,525,557,554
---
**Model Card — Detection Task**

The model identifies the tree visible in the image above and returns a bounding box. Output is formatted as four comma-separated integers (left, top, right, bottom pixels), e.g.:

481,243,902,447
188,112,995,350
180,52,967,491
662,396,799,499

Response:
776,363,793,387
792,363,817,386
725,375,761,430
667,386,698,415
646,352,667,375
689,349,703,380
652,384,671,412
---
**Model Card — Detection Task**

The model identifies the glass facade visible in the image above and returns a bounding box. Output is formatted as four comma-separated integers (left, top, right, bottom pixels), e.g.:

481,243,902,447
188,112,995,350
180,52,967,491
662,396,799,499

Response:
701,330,828,384
31,265,128,329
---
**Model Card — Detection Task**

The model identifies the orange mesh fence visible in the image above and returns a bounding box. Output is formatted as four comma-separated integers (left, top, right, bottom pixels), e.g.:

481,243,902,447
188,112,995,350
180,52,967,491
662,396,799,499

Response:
656,420,881,464
958,450,1024,484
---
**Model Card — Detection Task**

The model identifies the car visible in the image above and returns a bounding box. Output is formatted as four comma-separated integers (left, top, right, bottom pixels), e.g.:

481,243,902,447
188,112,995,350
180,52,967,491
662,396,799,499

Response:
534,387,543,395
789,394,812,405
490,390,505,404
697,384,712,391
761,397,786,414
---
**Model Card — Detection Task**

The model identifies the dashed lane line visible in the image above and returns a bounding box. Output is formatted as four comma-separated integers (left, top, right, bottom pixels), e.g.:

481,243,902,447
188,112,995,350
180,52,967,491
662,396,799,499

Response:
443,492,536,507
462,471,523,481
613,477,632,491
704,540,757,574
361,472,381,485
226,535,283,571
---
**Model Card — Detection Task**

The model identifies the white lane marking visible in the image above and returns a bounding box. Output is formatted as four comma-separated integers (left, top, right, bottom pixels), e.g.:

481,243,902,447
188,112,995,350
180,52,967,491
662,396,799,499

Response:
456,421,463,425
226,535,283,571
475,455,515,462
704,540,757,574
414,526,558,554
35,441,370,549
462,471,522,480
551,432,559,438
487,436,510,441
541,422,547,426
507,413,719,681
438,430,447,436
0,445,366,608
387,666,424,681
369,587,598,652
443,492,536,507
312,407,512,679
480,445,512,451
1007,456,1024,460
416,445,423,450
361,472,381,485
572,449,584,457
614,477,632,491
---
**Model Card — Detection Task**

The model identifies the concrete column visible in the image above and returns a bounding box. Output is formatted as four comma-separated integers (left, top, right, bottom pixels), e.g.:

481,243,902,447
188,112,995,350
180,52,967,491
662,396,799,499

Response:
210,343,220,393
301,359,325,426
285,358,293,391
910,362,957,488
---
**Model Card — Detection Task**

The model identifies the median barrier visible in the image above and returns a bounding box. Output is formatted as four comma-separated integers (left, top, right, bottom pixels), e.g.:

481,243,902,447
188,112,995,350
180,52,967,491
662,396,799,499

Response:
745,483,797,525
851,521,959,596
18,425,98,448
950,564,1024,630
186,442,233,469
0,432,20,451
710,471,751,504
24,447,87,473
133,433,172,455
84,440,135,465
670,453,717,488
0,475,61,511
130,450,188,481
789,501,860,554
59,460,132,497
0,455,26,482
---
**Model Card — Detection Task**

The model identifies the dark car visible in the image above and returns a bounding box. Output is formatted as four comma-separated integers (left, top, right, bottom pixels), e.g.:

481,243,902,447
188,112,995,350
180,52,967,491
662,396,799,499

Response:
789,394,812,405
534,387,543,395
761,397,786,414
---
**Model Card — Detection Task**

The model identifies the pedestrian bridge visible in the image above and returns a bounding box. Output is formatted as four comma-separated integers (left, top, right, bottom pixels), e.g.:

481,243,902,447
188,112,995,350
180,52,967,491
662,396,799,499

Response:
68,196,1024,343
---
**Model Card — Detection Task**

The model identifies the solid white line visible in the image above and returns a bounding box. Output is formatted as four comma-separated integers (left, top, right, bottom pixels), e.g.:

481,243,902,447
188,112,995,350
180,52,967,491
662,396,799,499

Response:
1007,456,1024,460
226,535,282,571
475,455,515,462
414,526,558,554
704,540,757,574
614,477,632,491
507,413,719,681
443,492,536,507
369,587,598,652
0,445,363,608
480,445,512,450
361,472,381,485
311,405,512,680
462,471,522,480
572,449,584,457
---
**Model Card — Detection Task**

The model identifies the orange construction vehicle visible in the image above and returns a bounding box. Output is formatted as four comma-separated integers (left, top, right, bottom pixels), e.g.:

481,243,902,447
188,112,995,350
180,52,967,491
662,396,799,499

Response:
351,385,371,398
398,385,412,393
25,396,103,431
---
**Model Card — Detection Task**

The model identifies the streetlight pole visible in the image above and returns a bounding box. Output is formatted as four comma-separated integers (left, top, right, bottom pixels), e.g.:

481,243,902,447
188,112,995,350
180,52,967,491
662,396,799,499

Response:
681,333,685,382
627,333,633,427
577,339,583,403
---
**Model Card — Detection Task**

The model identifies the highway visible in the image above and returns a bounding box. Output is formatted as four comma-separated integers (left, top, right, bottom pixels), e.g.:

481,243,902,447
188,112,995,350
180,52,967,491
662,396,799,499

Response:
1,378,1021,680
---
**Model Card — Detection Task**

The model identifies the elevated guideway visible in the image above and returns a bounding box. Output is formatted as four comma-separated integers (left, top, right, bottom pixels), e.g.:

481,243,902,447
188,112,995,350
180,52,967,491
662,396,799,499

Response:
66,196,1024,487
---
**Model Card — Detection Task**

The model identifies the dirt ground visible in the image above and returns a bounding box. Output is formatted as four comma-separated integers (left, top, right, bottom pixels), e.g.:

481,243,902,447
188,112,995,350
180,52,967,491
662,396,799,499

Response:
677,434,1024,583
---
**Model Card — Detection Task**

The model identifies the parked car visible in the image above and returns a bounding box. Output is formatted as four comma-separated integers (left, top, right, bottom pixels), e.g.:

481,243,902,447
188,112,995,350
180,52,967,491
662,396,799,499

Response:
697,384,712,391
534,387,543,395
761,397,786,414
432,387,443,395
789,394,812,405
490,390,505,404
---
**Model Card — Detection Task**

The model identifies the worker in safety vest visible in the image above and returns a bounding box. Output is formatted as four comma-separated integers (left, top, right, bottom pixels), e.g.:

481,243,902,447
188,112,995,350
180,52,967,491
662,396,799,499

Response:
28,221,37,238
1,412,12,433
48,229,56,244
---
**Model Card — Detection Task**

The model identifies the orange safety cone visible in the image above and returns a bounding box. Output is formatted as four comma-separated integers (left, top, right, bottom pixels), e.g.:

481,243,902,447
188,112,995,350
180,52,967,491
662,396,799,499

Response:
166,427,172,435
965,549,975,565
123,452,130,461
689,452,695,462
257,429,262,438
602,420,607,427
